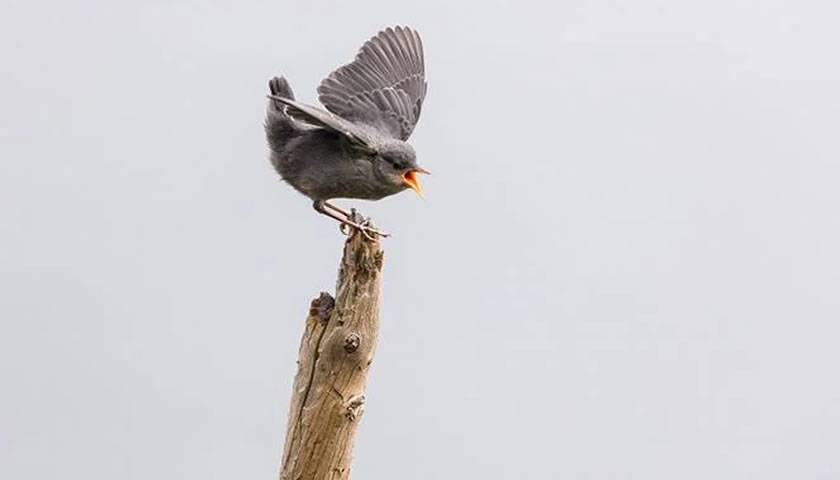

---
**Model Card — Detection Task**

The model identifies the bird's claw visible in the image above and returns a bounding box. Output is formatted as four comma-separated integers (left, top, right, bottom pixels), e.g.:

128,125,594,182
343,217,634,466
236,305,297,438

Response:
358,223,390,241
320,203,389,240
336,210,390,240
338,220,389,241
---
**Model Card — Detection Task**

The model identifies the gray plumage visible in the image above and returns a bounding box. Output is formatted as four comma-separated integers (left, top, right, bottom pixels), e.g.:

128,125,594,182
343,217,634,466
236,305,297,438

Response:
265,26,429,218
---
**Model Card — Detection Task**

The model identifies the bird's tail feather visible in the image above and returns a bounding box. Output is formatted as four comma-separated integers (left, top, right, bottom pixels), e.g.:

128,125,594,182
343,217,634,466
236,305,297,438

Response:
268,76,295,109
266,76,299,151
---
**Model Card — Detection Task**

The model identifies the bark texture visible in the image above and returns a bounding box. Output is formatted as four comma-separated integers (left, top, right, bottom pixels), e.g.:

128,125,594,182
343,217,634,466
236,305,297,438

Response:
280,231,384,480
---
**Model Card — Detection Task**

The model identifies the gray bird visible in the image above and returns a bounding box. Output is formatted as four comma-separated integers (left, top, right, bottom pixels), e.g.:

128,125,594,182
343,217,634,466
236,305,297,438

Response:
265,26,429,239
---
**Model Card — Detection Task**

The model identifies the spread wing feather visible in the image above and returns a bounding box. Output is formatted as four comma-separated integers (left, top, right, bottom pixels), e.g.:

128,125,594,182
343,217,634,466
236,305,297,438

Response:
317,26,427,140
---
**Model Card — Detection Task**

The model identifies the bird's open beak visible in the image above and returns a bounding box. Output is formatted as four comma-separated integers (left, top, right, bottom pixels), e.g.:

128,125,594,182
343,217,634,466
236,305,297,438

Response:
402,167,430,198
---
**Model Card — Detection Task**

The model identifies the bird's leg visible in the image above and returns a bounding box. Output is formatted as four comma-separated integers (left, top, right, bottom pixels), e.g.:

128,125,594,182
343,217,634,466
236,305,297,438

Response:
322,200,352,218
312,200,390,240
321,201,354,235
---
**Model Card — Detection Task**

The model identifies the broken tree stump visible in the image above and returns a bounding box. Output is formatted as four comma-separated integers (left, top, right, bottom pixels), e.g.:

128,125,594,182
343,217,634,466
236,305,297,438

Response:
280,230,384,480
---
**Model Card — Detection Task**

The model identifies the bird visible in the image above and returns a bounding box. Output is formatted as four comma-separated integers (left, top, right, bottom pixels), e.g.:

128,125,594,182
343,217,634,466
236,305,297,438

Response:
265,26,429,239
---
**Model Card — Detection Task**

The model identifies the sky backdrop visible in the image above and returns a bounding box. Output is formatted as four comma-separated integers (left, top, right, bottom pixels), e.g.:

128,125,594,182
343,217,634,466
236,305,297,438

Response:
2,0,839,478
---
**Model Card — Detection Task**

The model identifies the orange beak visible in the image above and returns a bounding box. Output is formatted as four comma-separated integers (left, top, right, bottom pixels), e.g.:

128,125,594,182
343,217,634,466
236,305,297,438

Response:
402,167,430,198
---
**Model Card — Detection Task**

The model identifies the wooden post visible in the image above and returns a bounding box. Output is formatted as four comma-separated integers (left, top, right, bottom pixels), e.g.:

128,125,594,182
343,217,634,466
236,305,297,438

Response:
280,230,384,480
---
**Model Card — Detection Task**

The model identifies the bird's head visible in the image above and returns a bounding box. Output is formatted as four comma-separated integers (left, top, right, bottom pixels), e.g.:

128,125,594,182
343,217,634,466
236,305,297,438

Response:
373,141,430,197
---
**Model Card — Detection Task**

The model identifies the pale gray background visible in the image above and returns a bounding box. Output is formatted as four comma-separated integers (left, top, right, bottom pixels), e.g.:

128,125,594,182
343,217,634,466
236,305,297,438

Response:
2,0,839,478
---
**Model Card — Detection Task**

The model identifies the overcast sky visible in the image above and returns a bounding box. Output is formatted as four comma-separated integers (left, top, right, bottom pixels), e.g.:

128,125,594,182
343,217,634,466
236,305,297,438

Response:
2,0,839,478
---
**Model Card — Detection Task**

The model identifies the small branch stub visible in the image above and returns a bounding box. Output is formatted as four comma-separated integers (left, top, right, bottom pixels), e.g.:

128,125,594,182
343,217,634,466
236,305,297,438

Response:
344,395,366,421
310,293,335,324
279,231,384,480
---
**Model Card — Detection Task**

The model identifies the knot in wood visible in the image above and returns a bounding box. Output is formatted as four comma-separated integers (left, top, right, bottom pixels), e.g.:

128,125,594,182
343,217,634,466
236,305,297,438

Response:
344,394,366,421
343,333,360,353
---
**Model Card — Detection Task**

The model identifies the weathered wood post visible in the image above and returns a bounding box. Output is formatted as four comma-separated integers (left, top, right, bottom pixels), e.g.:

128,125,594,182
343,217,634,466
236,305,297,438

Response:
280,230,384,480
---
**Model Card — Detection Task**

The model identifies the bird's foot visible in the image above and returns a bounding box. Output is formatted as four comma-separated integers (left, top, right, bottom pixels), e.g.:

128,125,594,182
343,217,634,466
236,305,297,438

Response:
338,209,390,240
339,221,389,240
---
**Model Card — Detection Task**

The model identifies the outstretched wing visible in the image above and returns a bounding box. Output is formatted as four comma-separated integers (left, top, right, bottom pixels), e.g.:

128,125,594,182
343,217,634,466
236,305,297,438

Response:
317,26,427,141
